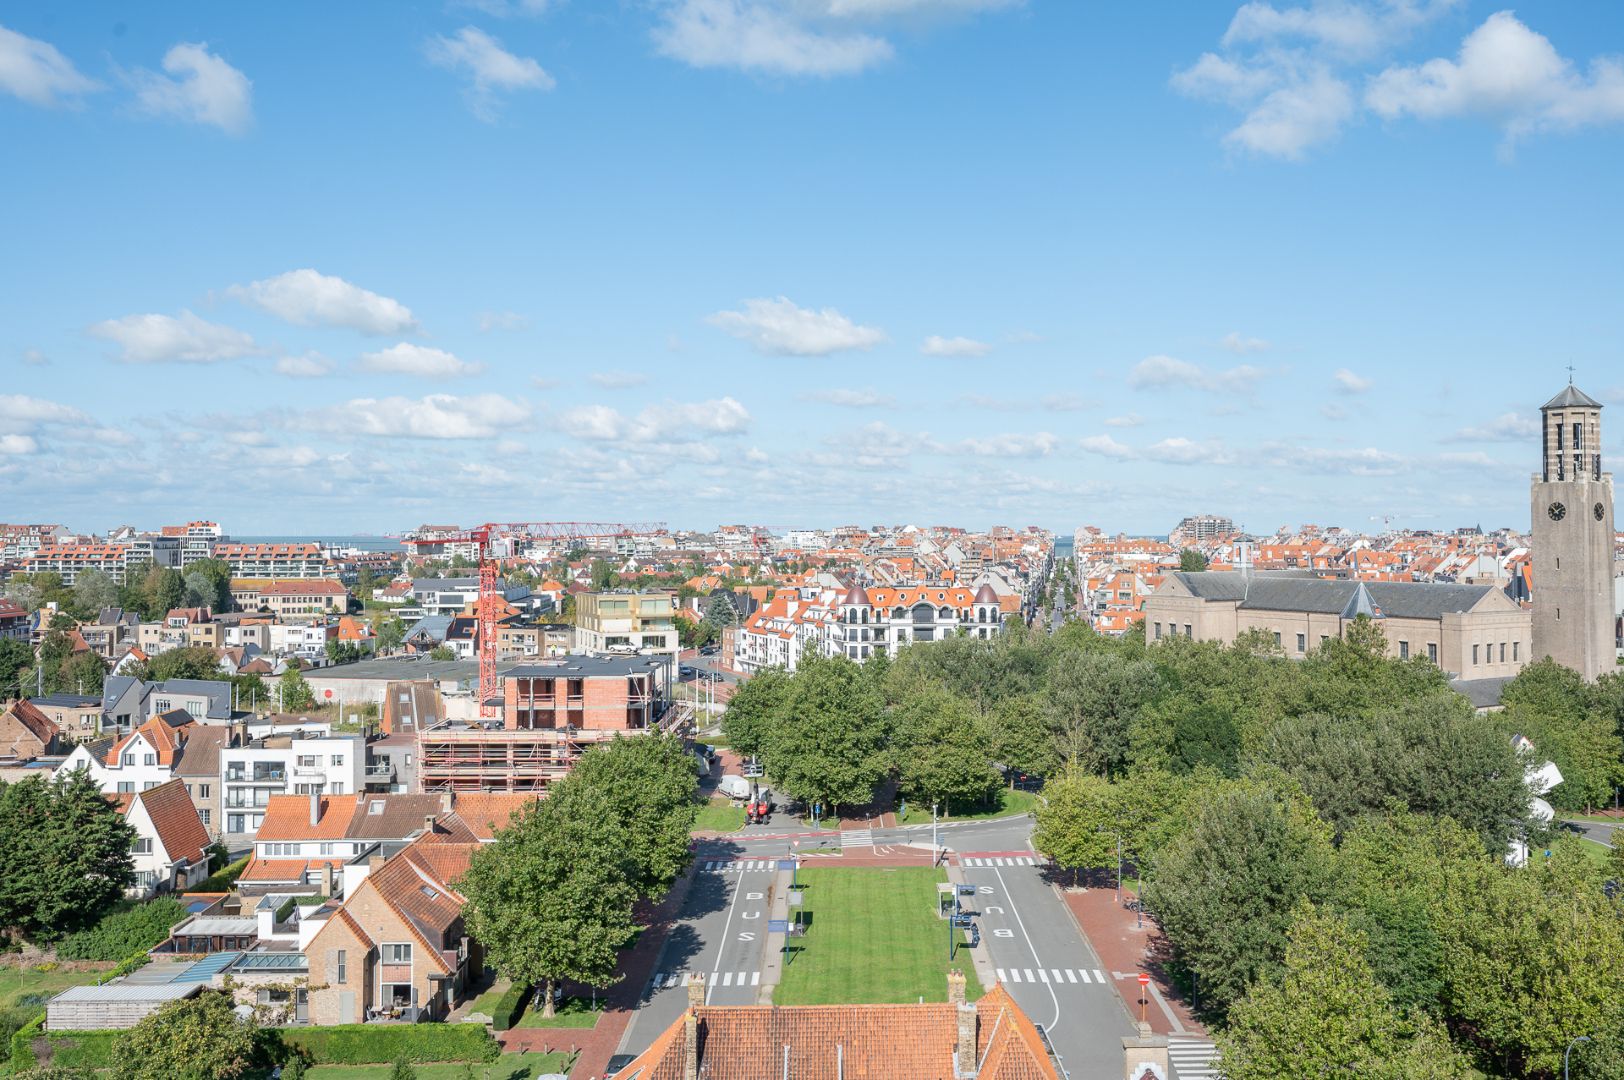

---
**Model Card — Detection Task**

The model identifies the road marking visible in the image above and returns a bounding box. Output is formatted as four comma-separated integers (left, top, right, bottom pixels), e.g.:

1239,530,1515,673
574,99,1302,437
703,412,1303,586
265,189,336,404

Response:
1037,970,1049,983
996,968,1008,983
707,865,750,1004
1008,969,1021,982
1167,1038,1221,1079
721,972,732,986
752,971,760,986
1050,969,1063,983
1065,969,1078,983
994,865,1062,1035
1023,968,1034,982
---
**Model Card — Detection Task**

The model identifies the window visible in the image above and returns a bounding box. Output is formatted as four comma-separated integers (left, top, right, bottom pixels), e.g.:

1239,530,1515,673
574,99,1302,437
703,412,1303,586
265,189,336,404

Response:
320,843,334,856
132,838,153,854
1184,624,1193,638
198,784,209,798
122,753,135,766
1428,643,1438,662
297,755,318,768
117,782,134,794
143,754,155,767
369,800,385,816
384,943,412,964
199,810,210,826
331,755,344,767
336,950,347,984
1272,631,1281,647
1472,644,1480,665
1513,641,1520,661
228,814,246,833
1499,642,1506,663
1293,633,1304,653
1153,622,1162,640
1399,641,1409,660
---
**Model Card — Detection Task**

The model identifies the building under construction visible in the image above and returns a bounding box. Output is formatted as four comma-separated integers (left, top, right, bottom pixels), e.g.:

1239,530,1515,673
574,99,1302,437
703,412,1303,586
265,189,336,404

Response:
416,653,679,793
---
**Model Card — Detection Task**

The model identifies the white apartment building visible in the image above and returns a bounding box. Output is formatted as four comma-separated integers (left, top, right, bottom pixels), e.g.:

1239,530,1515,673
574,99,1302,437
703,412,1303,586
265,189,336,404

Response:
213,542,334,579
271,622,335,664
222,731,365,840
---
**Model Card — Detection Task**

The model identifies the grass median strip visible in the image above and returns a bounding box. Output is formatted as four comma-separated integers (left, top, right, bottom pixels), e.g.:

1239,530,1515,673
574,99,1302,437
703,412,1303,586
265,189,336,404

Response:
773,866,983,1006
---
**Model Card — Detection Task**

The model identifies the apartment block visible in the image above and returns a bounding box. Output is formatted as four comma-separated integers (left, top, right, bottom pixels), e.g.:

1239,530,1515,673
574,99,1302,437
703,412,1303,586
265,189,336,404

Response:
20,544,130,585
573,591,679,656
213,542,334,580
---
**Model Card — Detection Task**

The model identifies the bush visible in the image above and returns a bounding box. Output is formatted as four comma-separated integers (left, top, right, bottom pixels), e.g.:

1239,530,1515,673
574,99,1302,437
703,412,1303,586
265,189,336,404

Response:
193,856,250,893
56,899,187,961
490,981,532,1030
8,1011,43,1072
15,1068,98,1079
277,1024,500,1065
44,1030,119,1070
99,951,151,984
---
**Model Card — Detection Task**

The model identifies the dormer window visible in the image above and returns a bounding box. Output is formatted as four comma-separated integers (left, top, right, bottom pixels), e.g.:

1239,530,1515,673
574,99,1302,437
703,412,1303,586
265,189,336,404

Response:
369,801,385,815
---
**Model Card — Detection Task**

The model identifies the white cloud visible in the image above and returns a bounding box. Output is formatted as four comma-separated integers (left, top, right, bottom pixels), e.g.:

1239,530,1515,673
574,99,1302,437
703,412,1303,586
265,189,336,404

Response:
131,42,252,135
1448,411,1539,442
1292,444,1406,475
1005,328,1043,344
426,27,554,121
1146,437,1236,466
274,353,334,378
358,343,482,378
708,296,886,356
1367,12,1624,148
653,0,894,77
1439,450,1499,468
1041,393,1086,412
21,349,47,366
1333,367,1372,393
305,394,530,439
1224,68,1355,159
1321,403,1349,421
1220,331,1270,354
957,432,1058,458
590,371,650,389
556,397,752,442
88,310,261,363
1222,0,1459,60
0,434,38,456
455,0,557,15
920,335,991,358
227,269,418,335
825,0,1019,14
0,394,91,429
802,388,895,407
477,310,529,332
0,24,99,107
1080,434,1135,459
1104,413,1143,427
1128,355,1266,393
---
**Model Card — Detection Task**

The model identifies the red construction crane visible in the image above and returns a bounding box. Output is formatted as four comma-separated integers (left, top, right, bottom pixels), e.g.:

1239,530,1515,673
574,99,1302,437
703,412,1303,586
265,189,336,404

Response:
429,522,666,716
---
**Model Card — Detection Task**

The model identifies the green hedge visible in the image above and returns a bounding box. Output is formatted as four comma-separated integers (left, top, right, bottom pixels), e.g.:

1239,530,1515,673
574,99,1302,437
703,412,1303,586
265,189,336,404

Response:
276,1024,500,1064
9,1011,43,1071
490,982,531,1030
97,951,151,985
55,899,187,961
40,1030,118,1069
192,856,250,893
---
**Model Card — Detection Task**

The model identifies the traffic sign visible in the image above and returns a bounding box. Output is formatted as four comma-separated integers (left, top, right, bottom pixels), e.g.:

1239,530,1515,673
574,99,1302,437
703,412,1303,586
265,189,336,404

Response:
1137,972,1150,986
768,919,789,933
776,859,796,871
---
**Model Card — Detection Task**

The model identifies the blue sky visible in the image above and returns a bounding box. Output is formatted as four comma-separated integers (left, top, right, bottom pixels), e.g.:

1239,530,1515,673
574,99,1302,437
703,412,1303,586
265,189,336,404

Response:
2,1,1622,536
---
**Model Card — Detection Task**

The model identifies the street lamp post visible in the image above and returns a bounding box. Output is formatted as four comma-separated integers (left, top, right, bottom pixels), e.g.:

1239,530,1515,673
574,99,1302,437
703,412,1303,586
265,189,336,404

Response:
1565,1035,1592,1080
932,803,939,866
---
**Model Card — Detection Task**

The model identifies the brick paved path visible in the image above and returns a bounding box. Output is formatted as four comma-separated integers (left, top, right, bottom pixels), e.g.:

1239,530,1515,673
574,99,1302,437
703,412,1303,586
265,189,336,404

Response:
1060,882,1205,1037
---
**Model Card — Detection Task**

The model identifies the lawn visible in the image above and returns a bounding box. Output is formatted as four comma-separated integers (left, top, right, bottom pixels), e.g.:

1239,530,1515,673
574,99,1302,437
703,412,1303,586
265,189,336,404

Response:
773,867,984,1006
305,1053,573,1079
895,787,1038,826
514,995,603,1029
0,964,103,1011
1561,812,1624,824
693,798,746,833
1576,837,1616,871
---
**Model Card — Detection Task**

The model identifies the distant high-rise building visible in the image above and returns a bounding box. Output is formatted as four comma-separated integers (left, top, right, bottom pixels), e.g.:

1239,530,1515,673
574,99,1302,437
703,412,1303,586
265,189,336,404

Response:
1170,514,1235,545
1530,383,1616,680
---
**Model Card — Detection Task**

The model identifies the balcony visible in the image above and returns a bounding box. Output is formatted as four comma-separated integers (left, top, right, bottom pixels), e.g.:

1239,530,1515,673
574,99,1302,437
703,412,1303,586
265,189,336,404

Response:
364,764,395,780
225,770,286,785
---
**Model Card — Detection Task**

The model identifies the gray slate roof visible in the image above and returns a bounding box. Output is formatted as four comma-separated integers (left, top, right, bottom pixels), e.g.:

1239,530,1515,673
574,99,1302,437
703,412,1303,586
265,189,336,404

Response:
1543,384,1603,410
1170,571,1499,619
155,679,232,720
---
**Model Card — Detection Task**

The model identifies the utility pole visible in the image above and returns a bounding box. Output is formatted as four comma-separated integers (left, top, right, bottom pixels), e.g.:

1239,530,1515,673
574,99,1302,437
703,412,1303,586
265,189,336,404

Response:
932,803,939,866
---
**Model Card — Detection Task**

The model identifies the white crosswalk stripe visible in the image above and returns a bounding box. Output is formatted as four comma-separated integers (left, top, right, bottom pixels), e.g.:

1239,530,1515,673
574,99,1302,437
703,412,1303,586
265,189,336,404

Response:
994,967,1117,987
1093,969,1106,983
701,859,785,872
959,855,1048,867
840,829,874,849
651,971,763,990
996,968,1008,983
1167,1038,1220,1079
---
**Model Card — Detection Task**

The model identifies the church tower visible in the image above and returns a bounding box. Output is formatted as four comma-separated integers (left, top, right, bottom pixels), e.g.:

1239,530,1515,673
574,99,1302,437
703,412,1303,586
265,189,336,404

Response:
1530,383,1615,680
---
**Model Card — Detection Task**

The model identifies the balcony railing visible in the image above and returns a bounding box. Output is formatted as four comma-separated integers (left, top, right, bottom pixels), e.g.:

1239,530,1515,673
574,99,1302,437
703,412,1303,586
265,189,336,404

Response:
225,771,286,784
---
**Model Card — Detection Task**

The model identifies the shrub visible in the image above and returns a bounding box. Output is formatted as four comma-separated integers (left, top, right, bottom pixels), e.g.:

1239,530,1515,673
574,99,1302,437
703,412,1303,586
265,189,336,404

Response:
8,1011,43,1072
44,1030,119,1070
15,1068,98,1079
56,899,187,961
390,1061,418,1080
490,981,532,1030
276,1024,499,1065
193,856,250,893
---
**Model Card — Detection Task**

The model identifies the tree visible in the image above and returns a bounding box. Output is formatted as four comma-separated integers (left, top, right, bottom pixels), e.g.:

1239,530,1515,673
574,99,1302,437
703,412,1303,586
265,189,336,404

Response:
0,771,136,939
1045,650,1161,776
388,1063,418,1080
1250,699,1529,845
1178,549,1209,572
376,614,405,654
57,650,106,695
566,734,698,899
764,656,890,814
133,566,186,620
71,569,118,616
461,784,640,1017
428,645,456,661
0,639,30,700
1143,782,1335,1020
1496,658,1624,813
702,592,739,630
1031,769,1119,882
891,686,998,815
279,668,315,711
111,991,259,1080
721,668,790,760
1219,901,1471,1080
589,559,617,590
983,693,1061,784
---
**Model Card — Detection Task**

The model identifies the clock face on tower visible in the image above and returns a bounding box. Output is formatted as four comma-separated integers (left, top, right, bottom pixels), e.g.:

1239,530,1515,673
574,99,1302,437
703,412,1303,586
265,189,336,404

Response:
1548,502,1567,521
1597,503,1607,521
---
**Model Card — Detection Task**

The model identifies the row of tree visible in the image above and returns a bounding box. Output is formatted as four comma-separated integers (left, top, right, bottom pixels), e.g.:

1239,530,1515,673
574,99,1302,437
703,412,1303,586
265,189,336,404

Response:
3,561,234,626
459,733,698,1015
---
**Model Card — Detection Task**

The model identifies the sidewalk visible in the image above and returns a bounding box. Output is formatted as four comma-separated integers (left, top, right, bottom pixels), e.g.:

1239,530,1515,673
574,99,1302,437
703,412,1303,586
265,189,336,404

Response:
497,860,700,1079
1060,882,1205,1038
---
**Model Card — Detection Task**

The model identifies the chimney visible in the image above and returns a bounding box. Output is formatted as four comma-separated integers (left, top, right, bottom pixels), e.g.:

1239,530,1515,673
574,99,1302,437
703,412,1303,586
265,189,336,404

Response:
319,862,334,896
308,791,321,827
684,976,704,1080
440,790,455,814
950,970,975,1076
424,814,437,835
1120,1020,1169,1080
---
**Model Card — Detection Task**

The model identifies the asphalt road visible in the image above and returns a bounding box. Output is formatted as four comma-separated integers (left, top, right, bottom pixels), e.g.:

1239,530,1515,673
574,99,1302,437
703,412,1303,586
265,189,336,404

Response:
614,814,1137,1077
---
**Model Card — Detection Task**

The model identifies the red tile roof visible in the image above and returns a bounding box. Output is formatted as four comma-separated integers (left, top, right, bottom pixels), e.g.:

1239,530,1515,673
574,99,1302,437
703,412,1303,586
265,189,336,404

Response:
126,778,209,866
